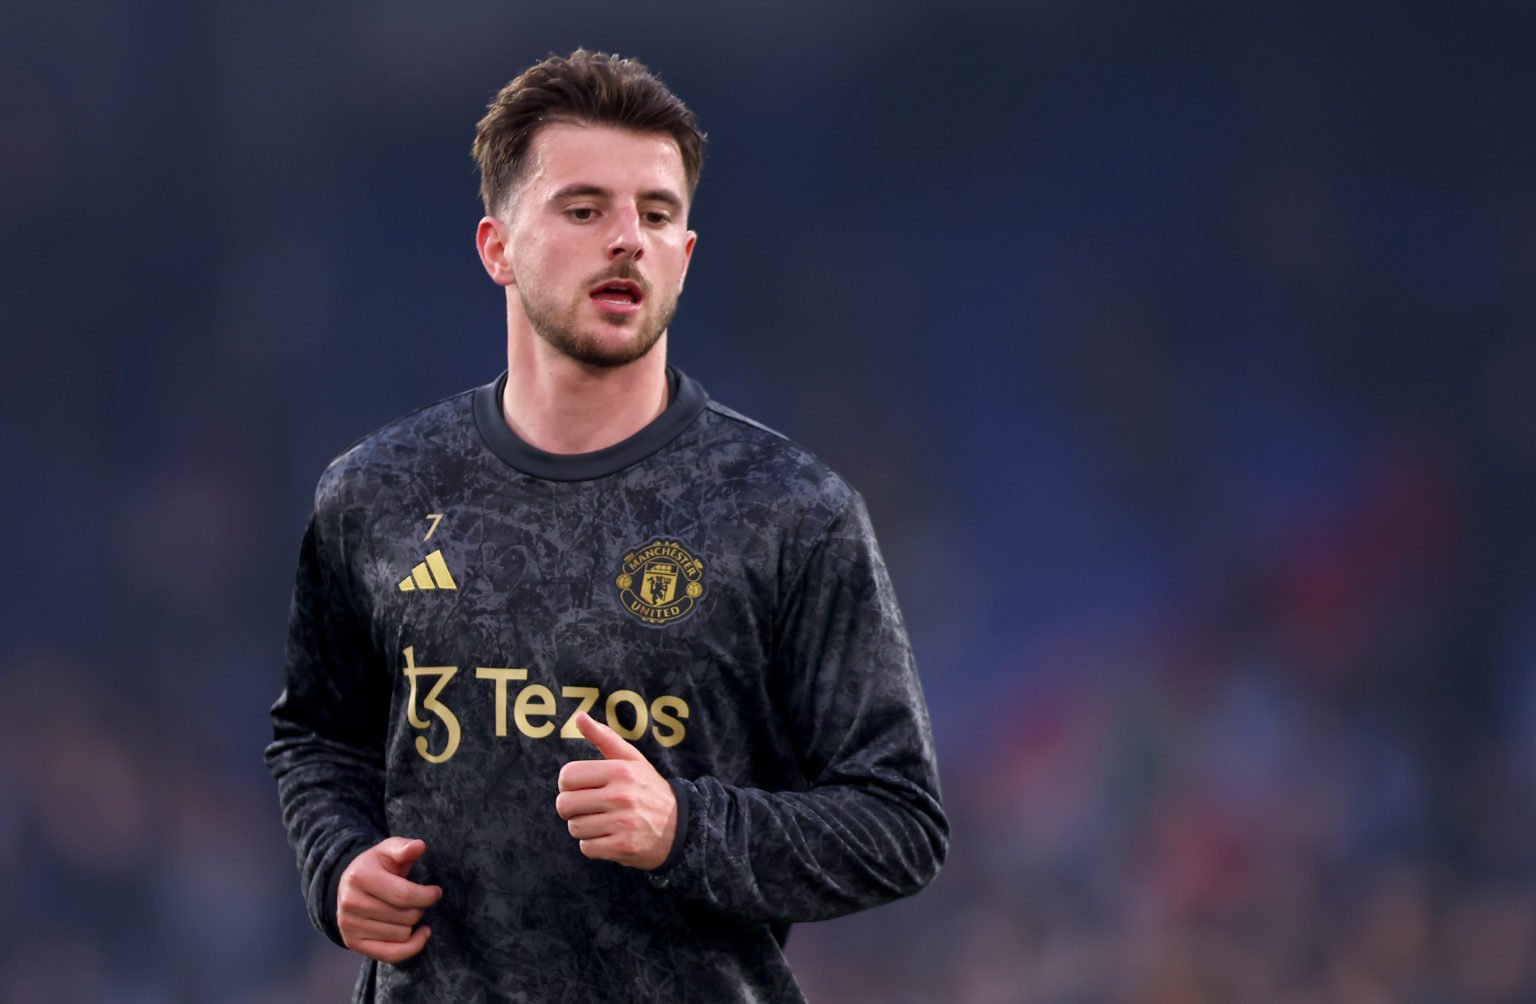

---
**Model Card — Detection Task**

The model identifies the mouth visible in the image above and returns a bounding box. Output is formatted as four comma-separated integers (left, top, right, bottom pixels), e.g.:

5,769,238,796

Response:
589,279,645,309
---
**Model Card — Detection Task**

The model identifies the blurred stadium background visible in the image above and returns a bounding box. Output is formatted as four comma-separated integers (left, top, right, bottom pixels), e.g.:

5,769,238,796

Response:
4,1,1535,1001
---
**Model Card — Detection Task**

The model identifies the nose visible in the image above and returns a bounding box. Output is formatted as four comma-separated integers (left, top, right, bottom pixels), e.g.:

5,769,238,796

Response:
606,207,644,262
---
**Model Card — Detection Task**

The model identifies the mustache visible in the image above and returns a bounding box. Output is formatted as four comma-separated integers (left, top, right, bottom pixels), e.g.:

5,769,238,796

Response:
586,262,651,296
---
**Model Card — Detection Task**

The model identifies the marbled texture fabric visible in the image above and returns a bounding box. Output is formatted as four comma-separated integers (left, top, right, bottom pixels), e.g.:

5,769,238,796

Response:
266,370,948,1003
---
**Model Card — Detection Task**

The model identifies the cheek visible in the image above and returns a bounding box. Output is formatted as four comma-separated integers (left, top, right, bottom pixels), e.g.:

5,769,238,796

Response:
508,222,553,263
658,240,691,287
509,241,562,292
529,238,582,282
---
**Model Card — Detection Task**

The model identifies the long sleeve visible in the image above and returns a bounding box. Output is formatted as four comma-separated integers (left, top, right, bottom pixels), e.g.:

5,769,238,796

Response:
650,493,948,923
264,504,391,947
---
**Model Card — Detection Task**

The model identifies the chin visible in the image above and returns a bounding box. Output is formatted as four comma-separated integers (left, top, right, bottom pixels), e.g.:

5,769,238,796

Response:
563,329,663,369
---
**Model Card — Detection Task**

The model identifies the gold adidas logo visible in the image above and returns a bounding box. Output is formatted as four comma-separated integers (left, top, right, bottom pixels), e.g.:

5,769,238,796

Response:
399,549,459,591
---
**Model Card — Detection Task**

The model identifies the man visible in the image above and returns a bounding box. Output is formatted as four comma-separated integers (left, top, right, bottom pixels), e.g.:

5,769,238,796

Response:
266,50,947,1003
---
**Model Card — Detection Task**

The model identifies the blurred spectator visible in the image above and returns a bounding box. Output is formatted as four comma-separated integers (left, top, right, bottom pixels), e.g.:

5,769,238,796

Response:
5,0,1533,1000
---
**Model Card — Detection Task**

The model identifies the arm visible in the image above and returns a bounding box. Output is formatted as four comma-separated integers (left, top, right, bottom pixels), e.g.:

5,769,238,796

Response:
649,494,949,923
264,507,393,946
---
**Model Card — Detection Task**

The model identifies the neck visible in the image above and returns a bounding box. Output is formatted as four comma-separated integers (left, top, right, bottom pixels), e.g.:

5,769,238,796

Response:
501,316,670,456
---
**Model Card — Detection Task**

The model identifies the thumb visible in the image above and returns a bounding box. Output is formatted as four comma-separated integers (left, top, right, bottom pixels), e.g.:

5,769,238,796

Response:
575,711,646,762
378,836,427,872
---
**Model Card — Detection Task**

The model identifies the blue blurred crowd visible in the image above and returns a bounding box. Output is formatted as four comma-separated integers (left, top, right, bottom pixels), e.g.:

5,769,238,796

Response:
3,2,1533,1001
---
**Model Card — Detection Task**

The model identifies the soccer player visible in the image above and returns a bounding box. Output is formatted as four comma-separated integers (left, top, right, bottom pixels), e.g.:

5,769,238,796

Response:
266,49,947,1002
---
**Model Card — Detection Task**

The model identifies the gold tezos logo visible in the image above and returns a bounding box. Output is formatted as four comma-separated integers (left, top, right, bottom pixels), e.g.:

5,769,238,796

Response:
616,539,705,626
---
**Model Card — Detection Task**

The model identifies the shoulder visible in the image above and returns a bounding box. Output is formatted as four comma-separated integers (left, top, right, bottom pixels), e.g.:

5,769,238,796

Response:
688,397,860,529
313,384,482,513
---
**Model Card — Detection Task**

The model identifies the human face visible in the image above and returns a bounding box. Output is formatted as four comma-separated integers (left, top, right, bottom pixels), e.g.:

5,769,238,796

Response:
495,123,696,368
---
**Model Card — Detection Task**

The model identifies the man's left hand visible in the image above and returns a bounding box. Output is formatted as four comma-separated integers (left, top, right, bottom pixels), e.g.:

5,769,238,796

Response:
556,712,678,870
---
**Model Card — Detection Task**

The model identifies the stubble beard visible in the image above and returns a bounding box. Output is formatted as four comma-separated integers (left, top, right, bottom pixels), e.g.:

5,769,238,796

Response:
520,275,678,369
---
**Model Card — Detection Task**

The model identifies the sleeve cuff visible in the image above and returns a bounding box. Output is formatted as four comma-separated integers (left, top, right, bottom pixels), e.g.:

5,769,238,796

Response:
318,843,371,947
649,777,693,880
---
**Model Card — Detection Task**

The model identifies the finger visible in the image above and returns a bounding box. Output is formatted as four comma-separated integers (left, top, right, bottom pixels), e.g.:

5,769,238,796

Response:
339,886,427,927
346,890,426,927
558,759,618,792
575,711,647,762
361,870,444,911
355,925,432,965
377,837,427,872
577,835,632,862
344,916,416,944
555,788,618,820
567,813,618,841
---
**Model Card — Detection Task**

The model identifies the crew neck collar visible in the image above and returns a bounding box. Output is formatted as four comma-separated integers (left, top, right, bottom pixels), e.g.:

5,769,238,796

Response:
473,367,707,482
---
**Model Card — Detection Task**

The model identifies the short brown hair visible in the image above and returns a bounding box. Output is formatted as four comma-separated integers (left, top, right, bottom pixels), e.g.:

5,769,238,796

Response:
472,49,705,217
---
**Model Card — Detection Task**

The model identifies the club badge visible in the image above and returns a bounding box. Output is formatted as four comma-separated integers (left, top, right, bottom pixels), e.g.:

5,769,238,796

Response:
616,538,706,627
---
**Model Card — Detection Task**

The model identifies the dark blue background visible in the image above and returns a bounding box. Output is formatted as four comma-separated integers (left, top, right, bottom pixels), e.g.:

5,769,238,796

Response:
4,2,1534,999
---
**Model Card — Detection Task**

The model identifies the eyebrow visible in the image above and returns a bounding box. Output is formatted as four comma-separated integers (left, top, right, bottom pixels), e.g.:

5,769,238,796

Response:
549,183,685,211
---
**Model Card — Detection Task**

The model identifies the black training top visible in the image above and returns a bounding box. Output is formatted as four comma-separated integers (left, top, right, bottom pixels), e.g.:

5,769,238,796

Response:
266,368,948,1003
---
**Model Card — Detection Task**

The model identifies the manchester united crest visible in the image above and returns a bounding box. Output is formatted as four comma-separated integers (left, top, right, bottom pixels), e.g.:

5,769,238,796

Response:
616,538,706,626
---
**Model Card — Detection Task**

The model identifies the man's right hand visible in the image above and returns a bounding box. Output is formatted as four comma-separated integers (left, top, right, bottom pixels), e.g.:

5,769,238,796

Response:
337,836,443,964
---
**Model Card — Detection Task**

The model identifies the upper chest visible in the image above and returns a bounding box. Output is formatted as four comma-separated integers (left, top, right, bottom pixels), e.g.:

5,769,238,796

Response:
352,478,793,676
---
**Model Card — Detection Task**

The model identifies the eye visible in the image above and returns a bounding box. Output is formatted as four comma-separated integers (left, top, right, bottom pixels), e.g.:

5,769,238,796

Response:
644,211,671,226
566,207,597,222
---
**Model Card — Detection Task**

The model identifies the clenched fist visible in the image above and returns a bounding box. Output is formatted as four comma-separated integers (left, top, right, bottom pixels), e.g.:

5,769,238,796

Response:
556,712,678,870
337,836,443,964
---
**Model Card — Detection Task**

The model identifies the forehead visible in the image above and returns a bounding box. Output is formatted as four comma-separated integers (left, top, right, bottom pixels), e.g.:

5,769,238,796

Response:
521,123,688,200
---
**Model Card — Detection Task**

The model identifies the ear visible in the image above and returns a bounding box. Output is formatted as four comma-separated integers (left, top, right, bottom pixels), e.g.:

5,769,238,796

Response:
476,217,517,287
677,230,697,294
